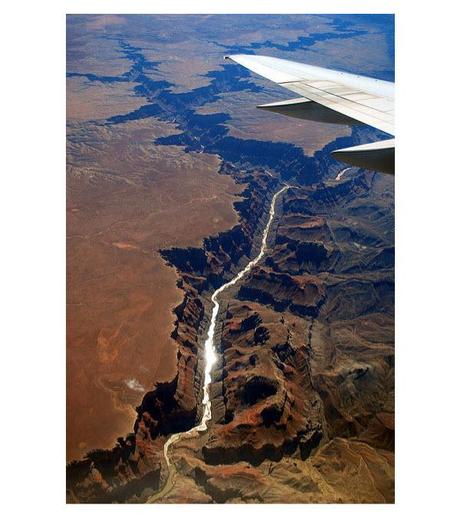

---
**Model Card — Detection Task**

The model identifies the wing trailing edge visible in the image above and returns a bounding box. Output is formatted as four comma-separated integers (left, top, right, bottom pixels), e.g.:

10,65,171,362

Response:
257,97,364,126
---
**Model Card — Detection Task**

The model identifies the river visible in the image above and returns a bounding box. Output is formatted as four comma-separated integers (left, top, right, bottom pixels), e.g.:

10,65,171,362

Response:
335,167,352,181
148,184,290,502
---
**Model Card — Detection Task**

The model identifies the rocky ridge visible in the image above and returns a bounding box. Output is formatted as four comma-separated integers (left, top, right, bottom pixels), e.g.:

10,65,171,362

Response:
156,169,394,503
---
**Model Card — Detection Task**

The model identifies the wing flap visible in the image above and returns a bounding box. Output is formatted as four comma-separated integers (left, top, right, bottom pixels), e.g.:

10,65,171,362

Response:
281,81,394,134
257,97,364,125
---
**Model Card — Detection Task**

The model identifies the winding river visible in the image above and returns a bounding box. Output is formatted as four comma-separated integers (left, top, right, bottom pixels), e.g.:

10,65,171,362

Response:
148,184,290,502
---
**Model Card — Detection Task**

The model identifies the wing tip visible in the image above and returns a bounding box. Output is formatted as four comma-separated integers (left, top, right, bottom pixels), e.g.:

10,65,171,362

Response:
224,54,245,63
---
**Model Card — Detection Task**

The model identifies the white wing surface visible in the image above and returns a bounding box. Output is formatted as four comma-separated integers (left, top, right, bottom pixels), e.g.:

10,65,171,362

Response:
225,54,395,174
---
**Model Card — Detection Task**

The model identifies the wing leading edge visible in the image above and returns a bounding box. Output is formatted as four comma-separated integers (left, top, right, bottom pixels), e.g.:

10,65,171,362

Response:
225,54,394,175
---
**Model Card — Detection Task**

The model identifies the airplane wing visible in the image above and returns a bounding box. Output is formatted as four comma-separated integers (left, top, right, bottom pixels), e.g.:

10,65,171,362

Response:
225,54,395,174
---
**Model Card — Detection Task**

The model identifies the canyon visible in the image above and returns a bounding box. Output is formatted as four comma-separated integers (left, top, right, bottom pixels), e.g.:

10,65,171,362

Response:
66,15,394,503
67,158,394,503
